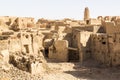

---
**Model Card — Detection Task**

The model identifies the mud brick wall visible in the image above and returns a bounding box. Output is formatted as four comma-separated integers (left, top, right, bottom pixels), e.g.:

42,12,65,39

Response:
49,40,68,61
91,33,120,66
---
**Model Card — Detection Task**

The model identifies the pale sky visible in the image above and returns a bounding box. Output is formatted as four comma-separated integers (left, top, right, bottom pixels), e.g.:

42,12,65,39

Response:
0,0,119,20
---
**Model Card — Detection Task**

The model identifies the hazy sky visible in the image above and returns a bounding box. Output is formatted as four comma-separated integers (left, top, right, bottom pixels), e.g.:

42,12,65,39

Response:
0,0,119,20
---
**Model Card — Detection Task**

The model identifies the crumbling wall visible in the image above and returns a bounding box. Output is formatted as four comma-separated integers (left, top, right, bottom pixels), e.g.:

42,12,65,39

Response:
91,33,120,66
91,34,110,65
104,16,112,21
57,26,72,46
115,19,120,25
9,32,43,55
88,19,101,25
0,40,8,50
108,33,120,66
8,31,47,74
72,30,92,61
72,25,102,33
0,18,10,31
69,21,80,26
21,33,33,54
80,31,92,60
10,17,35,31
33,33,44,54
9,52,46,74
102,21,120,34
0,36,10,70
9,36,21,52
42,26,72,53
49,40,68,61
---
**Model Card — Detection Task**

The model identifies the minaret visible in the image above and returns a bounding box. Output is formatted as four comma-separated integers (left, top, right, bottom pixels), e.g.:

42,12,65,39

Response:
84,7,90,21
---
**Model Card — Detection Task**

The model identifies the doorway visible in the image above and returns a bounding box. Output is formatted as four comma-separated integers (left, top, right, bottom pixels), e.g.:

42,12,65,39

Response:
68,50,79,62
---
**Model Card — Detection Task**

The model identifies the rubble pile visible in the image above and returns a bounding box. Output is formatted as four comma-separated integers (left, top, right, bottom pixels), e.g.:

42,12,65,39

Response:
9,52,46,74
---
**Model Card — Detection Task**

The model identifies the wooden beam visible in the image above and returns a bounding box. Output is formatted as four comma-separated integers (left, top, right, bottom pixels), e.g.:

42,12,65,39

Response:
68,47,78,51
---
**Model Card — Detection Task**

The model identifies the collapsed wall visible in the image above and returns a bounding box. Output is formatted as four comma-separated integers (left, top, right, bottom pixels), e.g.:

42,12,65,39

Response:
8,31,47,74
0,29,47,74
9,52,46,74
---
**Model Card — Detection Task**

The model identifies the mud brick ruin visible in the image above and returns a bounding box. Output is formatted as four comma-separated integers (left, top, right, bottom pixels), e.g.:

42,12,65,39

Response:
0,7,120,74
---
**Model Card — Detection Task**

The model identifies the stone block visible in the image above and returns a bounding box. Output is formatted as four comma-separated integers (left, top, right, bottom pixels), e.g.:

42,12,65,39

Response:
30,62,44,74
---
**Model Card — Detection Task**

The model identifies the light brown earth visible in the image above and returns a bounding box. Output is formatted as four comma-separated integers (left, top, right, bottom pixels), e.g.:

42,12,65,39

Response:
0,59,120,80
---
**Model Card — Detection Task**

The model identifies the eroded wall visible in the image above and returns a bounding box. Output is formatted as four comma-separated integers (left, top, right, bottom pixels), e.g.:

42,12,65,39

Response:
49,40,68,61
91,33,120,66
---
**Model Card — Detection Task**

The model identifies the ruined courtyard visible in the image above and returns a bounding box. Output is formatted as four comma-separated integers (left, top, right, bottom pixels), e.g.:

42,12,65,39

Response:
0,7,120,80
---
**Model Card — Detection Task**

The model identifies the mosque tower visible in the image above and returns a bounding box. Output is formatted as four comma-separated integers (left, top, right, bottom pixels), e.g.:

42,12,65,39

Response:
84,7,90,21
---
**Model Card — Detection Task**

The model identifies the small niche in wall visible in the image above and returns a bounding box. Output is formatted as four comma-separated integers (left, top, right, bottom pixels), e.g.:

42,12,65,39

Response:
102,41,106,45
113,39,116,42
102,37,104,40
74,35,76,39
25,35,29,38
24,45,29,53
86,20,89,24
113,59,116,62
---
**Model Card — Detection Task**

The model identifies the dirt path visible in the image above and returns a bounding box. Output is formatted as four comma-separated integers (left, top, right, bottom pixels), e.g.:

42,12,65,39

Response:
0,60,120,80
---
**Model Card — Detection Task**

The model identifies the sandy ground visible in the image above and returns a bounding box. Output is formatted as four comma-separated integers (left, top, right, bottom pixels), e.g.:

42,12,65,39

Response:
0,59,120,80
